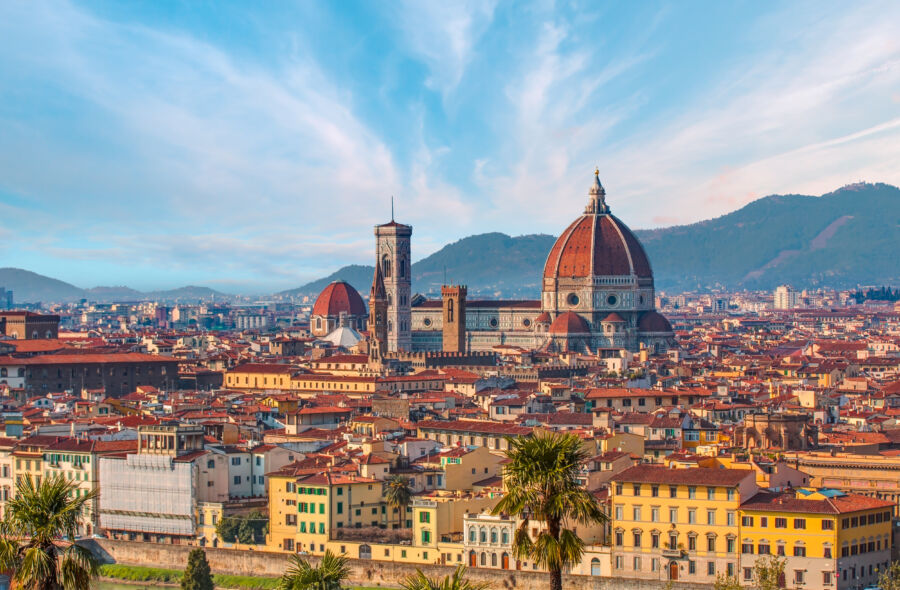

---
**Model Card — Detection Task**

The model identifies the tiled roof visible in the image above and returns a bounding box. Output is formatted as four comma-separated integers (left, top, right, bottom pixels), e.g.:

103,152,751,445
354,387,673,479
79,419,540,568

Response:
417,419,532,436
611,465,753,486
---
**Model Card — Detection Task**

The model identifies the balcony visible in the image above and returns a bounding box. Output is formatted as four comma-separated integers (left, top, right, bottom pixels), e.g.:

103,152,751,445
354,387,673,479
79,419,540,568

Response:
662,548,685,559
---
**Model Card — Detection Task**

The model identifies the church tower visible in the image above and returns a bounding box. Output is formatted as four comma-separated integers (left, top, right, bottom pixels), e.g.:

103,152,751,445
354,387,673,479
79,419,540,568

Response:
441,284,467,353
368,262,388,366
374,218,412,352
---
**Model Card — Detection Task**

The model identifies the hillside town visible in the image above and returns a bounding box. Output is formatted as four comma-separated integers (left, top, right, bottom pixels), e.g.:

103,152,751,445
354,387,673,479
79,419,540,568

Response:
1,180,900,590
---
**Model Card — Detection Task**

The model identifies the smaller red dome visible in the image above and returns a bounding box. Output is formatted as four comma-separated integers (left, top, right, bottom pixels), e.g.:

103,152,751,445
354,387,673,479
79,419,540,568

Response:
312,281,367,317
638,311,673,333
534,312,552,324
602,312,626,323
549,312,590,335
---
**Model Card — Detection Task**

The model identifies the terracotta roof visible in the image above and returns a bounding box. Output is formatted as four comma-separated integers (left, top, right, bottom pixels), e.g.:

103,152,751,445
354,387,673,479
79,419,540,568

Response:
417,419,533,436
549,312,590,335
741,490,895,514
611,465,753,486
639,311,673,333
0,353,176,366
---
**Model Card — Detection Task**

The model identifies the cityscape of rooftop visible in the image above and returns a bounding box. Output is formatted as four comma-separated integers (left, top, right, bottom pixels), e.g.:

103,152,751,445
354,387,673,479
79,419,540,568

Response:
0,2,899,590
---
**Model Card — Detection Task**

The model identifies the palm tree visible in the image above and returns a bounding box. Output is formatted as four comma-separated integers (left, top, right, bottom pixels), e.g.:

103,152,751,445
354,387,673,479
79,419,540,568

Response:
384,474,412,529
0,474,99,590
401,565,489,590
491,430,605,590
279,549,349,590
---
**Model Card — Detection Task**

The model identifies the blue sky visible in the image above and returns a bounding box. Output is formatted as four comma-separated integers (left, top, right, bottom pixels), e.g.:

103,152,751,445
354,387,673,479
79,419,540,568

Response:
1,1,898,293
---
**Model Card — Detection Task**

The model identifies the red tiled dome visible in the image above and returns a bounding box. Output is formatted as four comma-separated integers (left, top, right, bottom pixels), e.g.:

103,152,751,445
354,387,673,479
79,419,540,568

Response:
638,311,673,333
549,312,590,335
543,214,653,280
602,312,626,323
312,281,367,317
534,312,552,324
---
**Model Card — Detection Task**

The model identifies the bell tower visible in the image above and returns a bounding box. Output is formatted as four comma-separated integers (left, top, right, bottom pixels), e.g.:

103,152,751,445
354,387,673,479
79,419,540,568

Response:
374,218,412,352
441,284,467,353
368,262,388,367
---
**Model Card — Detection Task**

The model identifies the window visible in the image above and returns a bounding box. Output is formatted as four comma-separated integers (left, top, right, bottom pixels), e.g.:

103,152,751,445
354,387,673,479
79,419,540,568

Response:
793,544,806,557
823,572,832,585
669,533,678,550
615,531,623,546
651,508,660,522
633,484,641,496
633,507,641,521
651,532,660,548
743,568,753,581
760,516,768,527
741,516,754,527
727,512,735,526
758,542,770,555
490,529,497,543
776,544,785,557
707,510,715,525
688,509,696,524
794,518,806,530
633,532,642,547
633,556,641,571
420,512,430,523
669,486,678,498
615,505,623,520
337,502,343,514
742,542,754,554
615,556,623,570
233,476,241,485
707,487,716,501
421,530,431,544
688,486,696,499
823,545,832,558
469,528,476,543
651,558,659,572
651,486,659,497
707,537,716,552
707,562,715,576
669,508,678,523
774,518,787,528
615,484,623,495
727,489,735,501
726,537,735,553
794,570,804,585
822,519,834,530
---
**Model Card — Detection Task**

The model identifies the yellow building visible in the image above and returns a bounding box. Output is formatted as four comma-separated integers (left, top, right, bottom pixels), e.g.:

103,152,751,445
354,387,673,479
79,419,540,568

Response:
267,469,386,554
224,363,296,390
738,488,893,590
610,465,757,583
414,446,505,492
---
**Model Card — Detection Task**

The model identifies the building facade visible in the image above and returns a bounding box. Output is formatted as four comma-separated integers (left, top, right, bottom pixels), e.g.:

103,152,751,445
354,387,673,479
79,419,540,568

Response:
374,220,412,352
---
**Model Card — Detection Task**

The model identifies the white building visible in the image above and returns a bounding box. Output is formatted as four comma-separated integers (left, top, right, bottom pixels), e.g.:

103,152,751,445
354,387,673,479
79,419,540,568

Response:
774,285,800,310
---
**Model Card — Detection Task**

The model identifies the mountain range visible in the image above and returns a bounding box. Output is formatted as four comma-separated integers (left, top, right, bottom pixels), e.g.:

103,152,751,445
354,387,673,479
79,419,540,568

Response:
284,182,900,298
3,183,898,302
0,268,231,303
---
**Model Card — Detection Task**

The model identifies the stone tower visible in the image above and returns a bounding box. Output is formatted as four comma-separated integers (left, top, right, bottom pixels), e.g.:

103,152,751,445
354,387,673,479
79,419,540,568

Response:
368,262,388,366
374,219,412,352
441,284,467,353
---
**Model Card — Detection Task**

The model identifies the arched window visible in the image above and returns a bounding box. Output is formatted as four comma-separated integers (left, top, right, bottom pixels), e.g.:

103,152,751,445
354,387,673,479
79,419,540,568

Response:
501,529,509,544
479,528,486,543
480,552,486,566
491,553,497,567
469,528,476,543
315,318,322,331
490,528,497,543
400,258,406,278
447,299,454,322
382,255,392,278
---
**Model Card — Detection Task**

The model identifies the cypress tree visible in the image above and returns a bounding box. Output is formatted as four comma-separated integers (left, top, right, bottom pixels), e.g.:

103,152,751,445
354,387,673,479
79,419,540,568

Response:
182,548,214,590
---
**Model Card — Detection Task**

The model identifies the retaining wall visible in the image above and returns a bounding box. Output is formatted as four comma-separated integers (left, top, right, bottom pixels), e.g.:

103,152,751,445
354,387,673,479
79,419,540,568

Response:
80,539,714,590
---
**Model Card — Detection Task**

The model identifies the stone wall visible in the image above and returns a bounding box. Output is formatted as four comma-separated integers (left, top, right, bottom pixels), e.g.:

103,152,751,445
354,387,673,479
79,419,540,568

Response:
80,538,714,590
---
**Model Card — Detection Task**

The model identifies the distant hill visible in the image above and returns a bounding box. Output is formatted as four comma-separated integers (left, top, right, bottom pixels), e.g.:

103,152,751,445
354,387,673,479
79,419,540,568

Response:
288,183,900,298
0,268,231,303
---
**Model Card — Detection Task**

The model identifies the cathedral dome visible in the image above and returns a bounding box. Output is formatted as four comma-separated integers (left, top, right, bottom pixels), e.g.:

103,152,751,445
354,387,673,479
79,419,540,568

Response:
543,171,652,281
313,281,367,317
638,310,673,333
549,311,590,335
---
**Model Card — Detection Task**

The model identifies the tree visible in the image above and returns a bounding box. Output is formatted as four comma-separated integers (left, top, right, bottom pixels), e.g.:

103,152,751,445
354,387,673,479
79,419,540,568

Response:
279,550,349,590
0,474,99,590
878,561,900,590
491,431,606,590
752,555,786,590
384,475,412,529
182,548,214,590
216,510,268,544
713,573,742,590
401,565,489,590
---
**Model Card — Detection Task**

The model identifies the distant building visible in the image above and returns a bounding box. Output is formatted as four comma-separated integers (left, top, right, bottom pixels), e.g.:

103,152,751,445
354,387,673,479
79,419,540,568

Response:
774,285,800,310
0,288,12,310
0,311,59,339
309,281,367,337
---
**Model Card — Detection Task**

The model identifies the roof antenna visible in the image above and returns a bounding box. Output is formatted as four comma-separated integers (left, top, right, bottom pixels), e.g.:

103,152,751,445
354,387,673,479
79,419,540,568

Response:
391,196,394,222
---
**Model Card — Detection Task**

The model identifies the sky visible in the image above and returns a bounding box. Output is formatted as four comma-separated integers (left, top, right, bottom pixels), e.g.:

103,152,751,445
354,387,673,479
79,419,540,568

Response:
1,1,899,294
